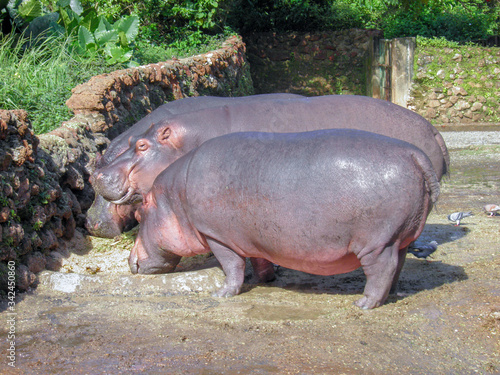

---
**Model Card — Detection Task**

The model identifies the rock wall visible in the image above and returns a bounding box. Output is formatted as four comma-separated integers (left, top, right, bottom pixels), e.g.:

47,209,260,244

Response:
244,29,383,96
0,36,253,292
0,111,78,291
408,44,500,126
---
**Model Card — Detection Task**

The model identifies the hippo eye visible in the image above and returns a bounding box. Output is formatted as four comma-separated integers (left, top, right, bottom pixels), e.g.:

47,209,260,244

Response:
136,140,149,152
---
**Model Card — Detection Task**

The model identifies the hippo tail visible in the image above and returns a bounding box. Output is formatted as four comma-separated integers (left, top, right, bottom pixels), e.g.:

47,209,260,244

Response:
431,126,450,177
411,151,440,205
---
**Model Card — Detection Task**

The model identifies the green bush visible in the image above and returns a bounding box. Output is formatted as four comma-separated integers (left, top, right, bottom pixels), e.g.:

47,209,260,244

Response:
3,0,139,65
381,2,495,41
226,0,370,33
132,27,234,65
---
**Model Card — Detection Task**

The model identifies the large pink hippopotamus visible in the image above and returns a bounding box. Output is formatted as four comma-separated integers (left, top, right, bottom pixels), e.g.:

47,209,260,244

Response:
86,93,303,238
130,129,440,309
92,95,448,211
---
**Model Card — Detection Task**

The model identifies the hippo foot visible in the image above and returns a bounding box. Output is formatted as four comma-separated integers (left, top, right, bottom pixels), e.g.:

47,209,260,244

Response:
354,296,382,310
212,285,240,298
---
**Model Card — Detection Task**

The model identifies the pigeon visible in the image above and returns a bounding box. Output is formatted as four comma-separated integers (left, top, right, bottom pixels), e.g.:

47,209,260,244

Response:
484,204,500,217
408,241,438,259
447,211,473,226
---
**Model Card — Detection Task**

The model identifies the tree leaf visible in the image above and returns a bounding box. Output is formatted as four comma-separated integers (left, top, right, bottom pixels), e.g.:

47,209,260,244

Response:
79,9,99,32
58,7,80,33
56,0,70,8
18,0,42,20
114,15,139,43
95,28,118,46
69,0,83,16
78,24,95,48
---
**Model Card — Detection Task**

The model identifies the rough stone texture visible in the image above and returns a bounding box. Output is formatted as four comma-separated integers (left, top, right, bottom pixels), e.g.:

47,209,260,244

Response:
408,45,500,125
0,111,78,291
0,36,253,293
244,29,383,96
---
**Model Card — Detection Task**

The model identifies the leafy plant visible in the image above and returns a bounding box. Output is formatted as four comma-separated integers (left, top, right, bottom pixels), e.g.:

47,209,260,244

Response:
75,13,139,65
5,0,139,65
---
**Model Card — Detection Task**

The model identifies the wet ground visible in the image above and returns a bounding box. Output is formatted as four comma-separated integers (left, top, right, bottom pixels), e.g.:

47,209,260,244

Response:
1,130,499,374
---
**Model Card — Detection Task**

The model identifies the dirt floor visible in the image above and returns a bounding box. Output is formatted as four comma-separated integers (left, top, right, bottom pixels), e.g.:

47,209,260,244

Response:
1,130,499,374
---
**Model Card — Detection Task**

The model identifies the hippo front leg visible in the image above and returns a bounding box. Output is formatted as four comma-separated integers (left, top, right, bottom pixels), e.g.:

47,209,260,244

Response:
355,242,403,309
207,238,246,297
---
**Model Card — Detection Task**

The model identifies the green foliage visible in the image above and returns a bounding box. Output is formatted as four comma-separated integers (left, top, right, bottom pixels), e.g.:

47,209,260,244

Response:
133,27,234,65
416,35,461,48
381,1,495,41
226,0,370,33
5,0,139,65
225,0,498,41
0,32,120,134
74,13,139,65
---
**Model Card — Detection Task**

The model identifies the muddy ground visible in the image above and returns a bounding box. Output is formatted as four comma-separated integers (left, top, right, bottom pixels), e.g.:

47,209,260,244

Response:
1,130,499,374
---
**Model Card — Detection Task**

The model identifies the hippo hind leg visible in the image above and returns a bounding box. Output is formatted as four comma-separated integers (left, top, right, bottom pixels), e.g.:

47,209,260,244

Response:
355,241,406,309
250,258,276,283
390,246,408,294
208,238,246,298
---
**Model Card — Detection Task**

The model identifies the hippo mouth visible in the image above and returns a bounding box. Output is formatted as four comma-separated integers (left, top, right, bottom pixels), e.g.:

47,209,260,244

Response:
110,187,142,205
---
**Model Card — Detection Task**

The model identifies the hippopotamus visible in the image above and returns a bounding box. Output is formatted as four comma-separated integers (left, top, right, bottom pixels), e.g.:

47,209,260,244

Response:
130,129,440,309
86,93,303,237
92,95,448,211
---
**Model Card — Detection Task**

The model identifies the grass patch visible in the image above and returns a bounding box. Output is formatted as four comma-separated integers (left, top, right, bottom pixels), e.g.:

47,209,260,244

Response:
0,33,125,134
132,30,233,65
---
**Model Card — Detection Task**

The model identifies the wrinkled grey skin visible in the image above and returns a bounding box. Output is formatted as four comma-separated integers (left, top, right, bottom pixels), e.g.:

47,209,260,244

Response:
92,95,448,209
86,94,303,238
130,130,440,309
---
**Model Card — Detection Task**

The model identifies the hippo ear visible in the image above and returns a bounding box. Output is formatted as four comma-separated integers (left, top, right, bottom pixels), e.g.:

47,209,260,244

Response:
157,125,182,149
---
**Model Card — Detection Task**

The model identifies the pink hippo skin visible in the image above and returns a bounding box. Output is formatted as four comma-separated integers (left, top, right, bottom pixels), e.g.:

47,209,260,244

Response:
86,93,303,238
130,129,440,309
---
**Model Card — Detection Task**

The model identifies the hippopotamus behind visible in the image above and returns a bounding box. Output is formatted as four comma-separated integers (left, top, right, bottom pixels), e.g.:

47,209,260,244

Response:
93,95,448,213
131,129,440,309
86,93,303,237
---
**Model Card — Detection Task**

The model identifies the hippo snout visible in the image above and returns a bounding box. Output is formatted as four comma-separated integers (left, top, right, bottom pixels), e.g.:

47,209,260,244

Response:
130,257,179,274
85,216,122,238
128,249,181,275
92,170,130,202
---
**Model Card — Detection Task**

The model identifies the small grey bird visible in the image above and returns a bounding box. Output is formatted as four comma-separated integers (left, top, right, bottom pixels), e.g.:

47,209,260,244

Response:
408,241,438,259
484,204,500,217
447,211,473,226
